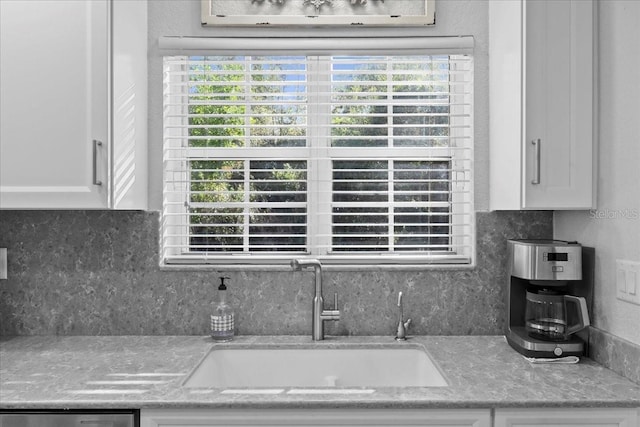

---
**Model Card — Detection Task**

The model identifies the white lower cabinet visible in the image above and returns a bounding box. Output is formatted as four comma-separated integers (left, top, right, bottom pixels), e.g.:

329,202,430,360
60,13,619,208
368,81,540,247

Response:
141,409,491,427
494,408,639,427
142,408,640,427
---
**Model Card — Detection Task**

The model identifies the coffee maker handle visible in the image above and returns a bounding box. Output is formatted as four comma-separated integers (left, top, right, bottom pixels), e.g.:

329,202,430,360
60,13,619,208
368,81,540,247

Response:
565,295,591,335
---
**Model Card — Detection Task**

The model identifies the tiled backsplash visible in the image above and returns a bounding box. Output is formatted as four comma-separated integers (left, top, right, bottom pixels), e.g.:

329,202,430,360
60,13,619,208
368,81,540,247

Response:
0,210,552,336
589,327,640,385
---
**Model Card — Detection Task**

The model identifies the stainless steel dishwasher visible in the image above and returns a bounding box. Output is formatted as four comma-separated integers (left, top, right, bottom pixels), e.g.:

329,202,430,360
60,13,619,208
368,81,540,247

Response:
0,410,138,427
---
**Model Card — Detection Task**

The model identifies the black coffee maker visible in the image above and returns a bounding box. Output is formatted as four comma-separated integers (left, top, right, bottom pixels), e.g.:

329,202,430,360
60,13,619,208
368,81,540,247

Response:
506,239,594,358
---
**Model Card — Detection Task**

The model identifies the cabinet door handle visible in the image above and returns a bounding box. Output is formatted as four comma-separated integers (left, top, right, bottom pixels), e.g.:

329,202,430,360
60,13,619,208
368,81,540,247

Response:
531,138,541,185
93,139,103,186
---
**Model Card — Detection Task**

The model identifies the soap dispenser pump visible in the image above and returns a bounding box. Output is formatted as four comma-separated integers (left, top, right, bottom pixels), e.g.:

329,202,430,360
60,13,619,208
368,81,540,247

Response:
210,276,235,342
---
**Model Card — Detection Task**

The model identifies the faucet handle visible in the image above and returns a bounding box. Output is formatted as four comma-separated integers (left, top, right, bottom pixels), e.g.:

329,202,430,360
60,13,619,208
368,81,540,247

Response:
321,292,340,320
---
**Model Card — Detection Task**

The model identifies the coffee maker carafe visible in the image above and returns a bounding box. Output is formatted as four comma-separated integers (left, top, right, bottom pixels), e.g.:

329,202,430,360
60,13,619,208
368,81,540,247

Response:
525,289,590,342
506,240,593,358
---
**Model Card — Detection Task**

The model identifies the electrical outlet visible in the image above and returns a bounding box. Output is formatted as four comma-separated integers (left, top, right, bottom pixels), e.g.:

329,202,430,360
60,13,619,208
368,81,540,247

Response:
616,259,640,305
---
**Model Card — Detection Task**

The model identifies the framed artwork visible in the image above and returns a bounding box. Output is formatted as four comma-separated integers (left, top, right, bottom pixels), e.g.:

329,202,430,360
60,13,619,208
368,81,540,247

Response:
201,0,436,27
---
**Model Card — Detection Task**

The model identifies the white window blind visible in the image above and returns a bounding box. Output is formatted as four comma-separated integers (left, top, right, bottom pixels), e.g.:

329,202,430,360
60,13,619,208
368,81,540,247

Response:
163,53,473,266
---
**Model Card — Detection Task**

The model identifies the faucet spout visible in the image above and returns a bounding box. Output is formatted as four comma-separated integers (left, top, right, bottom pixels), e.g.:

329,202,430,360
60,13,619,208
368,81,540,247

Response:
290,258,322,271
291,258,340,340
395,291,411,341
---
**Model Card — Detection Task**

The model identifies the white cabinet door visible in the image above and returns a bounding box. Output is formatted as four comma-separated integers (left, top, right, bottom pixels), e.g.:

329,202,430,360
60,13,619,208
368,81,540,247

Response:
141,409,491,427
0,0,109,208
489,0,595,210
494,408,639,427
522,0,594,209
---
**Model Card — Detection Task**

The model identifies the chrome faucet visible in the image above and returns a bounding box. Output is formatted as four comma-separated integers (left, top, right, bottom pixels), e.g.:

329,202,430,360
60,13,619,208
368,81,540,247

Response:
395,291,412,340
291,258,340,341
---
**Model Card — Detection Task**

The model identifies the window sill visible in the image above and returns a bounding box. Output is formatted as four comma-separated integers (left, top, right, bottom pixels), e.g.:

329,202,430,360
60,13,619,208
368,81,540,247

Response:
159,259,475,272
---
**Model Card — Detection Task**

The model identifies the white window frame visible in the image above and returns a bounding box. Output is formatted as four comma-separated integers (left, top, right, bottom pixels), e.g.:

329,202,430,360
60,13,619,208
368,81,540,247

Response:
162,46,474,268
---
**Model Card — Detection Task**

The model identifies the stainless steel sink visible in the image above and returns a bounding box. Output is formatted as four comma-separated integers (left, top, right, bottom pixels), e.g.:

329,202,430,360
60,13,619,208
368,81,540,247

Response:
183,346,448,388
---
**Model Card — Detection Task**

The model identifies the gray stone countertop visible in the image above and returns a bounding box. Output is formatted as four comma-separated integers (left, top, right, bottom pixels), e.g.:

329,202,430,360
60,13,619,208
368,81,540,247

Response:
1,335,639,410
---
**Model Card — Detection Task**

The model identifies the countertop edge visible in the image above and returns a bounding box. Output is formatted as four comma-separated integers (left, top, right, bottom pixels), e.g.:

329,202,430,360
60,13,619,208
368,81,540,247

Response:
2,400,640,411
1,335,639,410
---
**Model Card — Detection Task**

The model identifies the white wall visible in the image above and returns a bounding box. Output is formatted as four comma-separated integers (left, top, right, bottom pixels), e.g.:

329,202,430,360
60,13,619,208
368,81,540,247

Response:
147,0,490,211
554,1,640,345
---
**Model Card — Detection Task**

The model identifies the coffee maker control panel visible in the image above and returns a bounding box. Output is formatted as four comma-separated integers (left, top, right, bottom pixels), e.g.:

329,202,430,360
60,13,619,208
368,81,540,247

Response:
509,240,582,282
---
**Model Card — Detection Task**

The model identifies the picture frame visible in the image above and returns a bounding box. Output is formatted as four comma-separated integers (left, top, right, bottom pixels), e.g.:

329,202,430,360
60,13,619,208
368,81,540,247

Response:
201,0,436,27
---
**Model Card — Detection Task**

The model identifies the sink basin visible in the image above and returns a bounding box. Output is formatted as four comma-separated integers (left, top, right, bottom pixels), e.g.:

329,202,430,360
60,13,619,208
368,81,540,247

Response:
183,346,447,388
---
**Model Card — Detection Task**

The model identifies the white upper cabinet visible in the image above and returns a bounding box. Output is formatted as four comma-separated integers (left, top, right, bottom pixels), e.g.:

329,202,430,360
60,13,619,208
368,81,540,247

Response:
489,0,596,210
0,0,147,210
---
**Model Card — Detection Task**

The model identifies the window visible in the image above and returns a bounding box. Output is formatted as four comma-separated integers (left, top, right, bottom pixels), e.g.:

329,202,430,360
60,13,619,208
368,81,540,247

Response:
163,53,473,266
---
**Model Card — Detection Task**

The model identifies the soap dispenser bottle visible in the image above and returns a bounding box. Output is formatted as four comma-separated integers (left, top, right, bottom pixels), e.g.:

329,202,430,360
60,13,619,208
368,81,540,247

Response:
210,276,235,342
